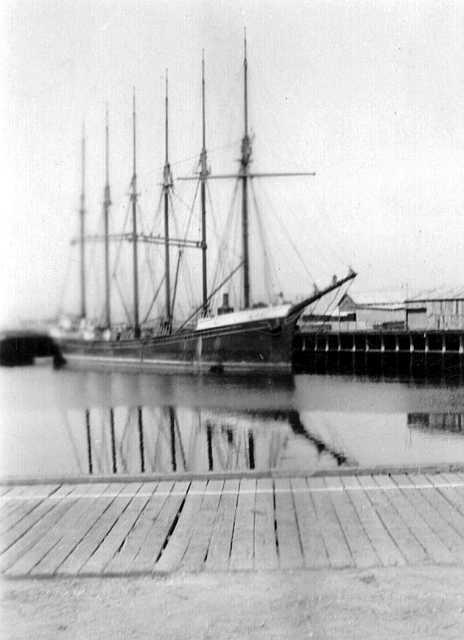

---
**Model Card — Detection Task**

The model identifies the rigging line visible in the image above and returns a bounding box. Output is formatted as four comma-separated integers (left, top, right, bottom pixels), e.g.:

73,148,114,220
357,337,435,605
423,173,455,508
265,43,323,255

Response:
142,234,157,289
97,197,110,325
56,251,73,315
230,190,242,306
168,191,181,239
310,278,355,340
113,275,132,324
211,195,240,310
210,178,240,292
139,198,159,291
149,190,164,235
250,179,279,301
86,229,100,318
142,274,165,325
172,179,200,221
258,181,335,275
302,186,351,266
147,139,241,174
258,183,317,282
174,185,199,290
175,260,244,333
205,181,226,305
206,181,220,242
135,201,148,235
170,248,183,321
308,281,343,321
111,200,131,278
168,191,195,310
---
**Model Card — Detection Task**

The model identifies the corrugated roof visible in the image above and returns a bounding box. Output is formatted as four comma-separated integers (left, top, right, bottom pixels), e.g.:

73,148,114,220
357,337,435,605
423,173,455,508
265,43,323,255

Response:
340,286,464,308
406,286,464,302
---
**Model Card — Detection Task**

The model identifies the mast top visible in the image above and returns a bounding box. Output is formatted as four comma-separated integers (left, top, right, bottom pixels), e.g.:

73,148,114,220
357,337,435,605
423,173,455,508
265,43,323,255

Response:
163,69,173,189
201,50,206,150
104,104,111,205
132,87,137,184
241,28,251,171
165,69,169,164
80,121,86,213
200,51,209,180
105,104,110,186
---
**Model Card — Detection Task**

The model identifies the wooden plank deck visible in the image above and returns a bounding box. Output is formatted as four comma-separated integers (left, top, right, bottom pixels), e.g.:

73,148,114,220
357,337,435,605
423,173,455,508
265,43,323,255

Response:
2,472,464,578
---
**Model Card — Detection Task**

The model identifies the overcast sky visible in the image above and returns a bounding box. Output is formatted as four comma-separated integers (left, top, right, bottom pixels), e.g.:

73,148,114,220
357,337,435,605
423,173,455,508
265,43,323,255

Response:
2,0,464,325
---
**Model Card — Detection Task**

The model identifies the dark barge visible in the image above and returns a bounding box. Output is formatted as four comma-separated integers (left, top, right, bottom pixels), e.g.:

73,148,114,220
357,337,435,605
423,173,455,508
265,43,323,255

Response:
0,331,66,368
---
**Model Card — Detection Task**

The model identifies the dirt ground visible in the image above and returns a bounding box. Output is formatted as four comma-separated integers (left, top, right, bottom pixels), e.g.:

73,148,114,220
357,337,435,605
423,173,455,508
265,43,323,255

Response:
1,567,464,639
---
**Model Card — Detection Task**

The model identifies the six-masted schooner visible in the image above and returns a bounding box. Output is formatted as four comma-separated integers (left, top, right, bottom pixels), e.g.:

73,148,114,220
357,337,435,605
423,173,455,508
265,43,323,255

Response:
57,37,356,372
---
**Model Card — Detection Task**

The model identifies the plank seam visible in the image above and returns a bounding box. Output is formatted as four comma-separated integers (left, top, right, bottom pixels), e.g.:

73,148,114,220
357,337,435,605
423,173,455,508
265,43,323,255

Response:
323,479,355,567
154,485,190,564
372,476,429,560
355,477,407,564
81,486,142,571
342,480,383,566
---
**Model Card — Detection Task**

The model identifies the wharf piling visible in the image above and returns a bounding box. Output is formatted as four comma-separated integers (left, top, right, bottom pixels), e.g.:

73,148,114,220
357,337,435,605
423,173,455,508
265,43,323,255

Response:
294,329,464,377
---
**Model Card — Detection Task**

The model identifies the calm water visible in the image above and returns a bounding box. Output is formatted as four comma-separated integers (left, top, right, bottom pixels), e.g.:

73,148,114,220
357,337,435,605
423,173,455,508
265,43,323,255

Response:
1,363,464,478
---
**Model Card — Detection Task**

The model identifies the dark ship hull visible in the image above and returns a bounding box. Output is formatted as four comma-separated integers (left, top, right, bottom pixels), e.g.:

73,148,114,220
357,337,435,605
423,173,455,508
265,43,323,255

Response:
60,312,297,373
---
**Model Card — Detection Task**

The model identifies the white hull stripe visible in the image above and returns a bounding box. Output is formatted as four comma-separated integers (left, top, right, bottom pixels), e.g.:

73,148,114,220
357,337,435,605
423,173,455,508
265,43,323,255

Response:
64,354,290,369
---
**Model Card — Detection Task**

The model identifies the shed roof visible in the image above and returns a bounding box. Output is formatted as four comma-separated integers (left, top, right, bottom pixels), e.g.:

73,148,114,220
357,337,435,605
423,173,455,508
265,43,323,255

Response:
406,286,464,302
340,290,406,309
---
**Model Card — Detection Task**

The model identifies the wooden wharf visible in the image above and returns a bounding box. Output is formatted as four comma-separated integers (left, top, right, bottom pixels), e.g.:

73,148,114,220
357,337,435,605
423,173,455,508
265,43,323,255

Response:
294,330,464,376
2,470,464,578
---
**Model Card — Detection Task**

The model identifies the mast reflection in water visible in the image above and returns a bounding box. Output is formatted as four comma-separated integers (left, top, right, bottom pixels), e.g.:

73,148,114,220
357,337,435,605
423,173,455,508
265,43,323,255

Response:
3,366,464,479
77,405,353,476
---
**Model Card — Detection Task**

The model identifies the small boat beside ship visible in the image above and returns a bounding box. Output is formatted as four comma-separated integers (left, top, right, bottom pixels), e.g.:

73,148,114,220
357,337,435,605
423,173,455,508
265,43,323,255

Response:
0,331,65,368
56,39,355,373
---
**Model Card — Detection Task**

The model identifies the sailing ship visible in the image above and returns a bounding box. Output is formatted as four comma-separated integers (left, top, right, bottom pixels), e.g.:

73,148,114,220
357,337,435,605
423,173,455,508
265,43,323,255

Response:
57,39,355,373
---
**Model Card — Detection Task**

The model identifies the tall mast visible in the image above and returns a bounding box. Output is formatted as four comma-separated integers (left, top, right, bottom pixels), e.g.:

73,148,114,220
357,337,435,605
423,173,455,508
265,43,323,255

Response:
79,123,87,319
163,70,173,330
200,51,209,315
240,30,252,309
131,89,141,338
103,105,112,328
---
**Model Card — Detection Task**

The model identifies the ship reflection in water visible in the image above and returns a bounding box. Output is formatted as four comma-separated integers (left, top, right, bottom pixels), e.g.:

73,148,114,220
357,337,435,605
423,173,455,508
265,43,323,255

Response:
2,366,464,479
76,406,352,476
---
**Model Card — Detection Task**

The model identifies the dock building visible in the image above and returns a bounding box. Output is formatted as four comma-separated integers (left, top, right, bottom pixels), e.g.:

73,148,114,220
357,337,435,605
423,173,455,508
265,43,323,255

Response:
405,287,464,331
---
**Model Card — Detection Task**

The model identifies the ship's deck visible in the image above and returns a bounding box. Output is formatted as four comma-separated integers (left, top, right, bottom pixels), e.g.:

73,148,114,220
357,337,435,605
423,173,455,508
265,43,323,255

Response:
2,468,464,577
